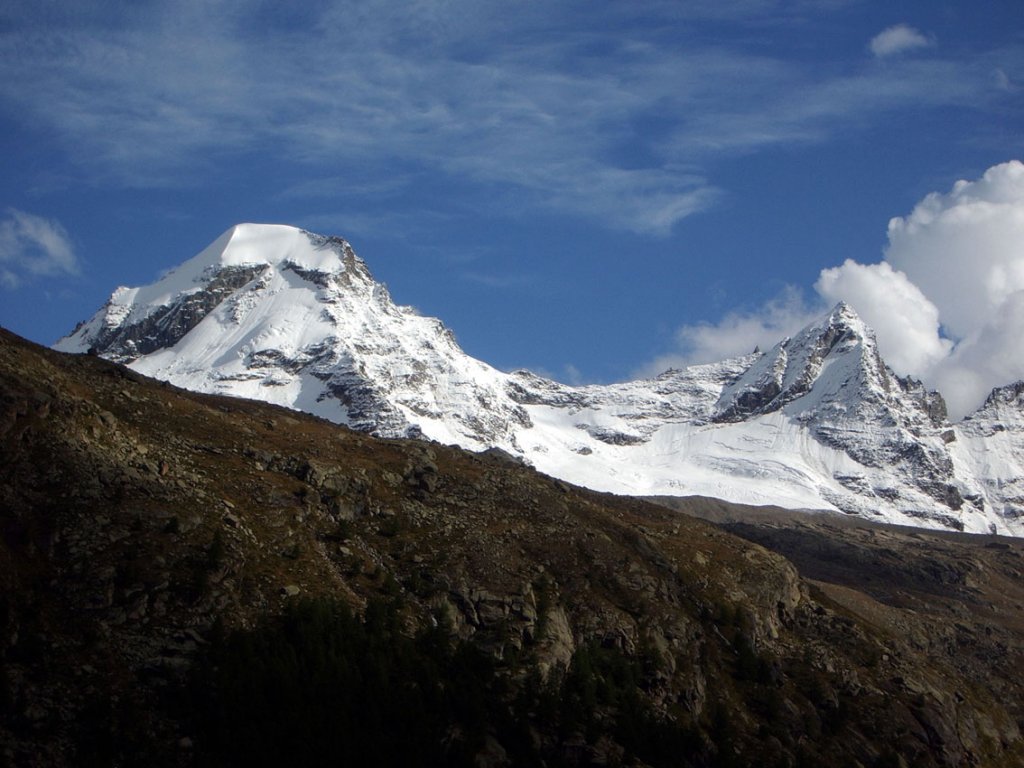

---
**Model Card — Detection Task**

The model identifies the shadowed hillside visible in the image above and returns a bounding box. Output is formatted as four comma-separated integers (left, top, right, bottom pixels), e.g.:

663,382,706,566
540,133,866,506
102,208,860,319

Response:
2,328,1023,766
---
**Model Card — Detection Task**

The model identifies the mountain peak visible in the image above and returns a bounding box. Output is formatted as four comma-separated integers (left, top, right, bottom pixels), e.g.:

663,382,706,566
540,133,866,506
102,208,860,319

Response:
713,302,876,423
829,299,858,319
816,301,869,341
55,226,531,446
208,223,357,275
973,380,1024,414
53,224,373,362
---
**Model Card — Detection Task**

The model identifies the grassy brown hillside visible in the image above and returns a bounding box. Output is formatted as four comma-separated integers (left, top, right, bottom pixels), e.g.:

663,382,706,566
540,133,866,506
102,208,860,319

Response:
1,327,1022,767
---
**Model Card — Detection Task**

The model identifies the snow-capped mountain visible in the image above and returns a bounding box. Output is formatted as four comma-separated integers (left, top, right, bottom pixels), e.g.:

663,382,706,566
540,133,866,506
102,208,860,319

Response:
59,224,529,446
56,224,1024,536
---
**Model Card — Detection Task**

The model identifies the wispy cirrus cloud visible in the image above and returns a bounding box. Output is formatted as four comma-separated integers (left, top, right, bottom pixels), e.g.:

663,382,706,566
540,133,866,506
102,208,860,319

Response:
869,24,932,58
0,2,1016,237
460,271,535,290
0,209,79,289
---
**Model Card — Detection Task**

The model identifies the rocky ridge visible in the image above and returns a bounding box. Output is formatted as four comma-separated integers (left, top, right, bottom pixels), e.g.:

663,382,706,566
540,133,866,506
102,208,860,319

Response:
55,224,1024,536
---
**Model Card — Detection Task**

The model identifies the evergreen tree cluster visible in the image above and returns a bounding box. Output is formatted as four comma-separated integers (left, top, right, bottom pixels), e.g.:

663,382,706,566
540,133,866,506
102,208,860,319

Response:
184,597,700,767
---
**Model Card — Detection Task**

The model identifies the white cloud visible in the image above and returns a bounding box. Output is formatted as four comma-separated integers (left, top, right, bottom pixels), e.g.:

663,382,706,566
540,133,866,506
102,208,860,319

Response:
884,160,1024,338
815,259,950,375
639,286,821,375
874,160,1024,417
929,291,1024,419
869,24,931,58
0,209,79,289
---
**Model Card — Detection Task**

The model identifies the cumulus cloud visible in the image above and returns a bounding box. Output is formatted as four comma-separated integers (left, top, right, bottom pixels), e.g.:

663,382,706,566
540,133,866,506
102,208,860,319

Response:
884,160,1024,339
869,24,931,58
0,209,79,289
815,259,951,375
876,160,1024,417
928,292,1024,418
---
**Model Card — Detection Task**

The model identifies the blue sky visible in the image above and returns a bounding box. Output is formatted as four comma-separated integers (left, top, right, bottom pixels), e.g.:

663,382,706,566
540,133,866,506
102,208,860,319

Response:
1,1,1022,415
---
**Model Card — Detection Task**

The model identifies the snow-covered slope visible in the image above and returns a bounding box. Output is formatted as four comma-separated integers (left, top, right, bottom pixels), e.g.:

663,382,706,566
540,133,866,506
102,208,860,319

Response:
56,224,1024,536
58,224,530,447
951,382,1024,528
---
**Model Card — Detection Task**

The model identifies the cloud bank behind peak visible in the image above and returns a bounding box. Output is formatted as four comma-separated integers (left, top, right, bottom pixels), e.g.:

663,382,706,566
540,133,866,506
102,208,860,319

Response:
649,161,1024,420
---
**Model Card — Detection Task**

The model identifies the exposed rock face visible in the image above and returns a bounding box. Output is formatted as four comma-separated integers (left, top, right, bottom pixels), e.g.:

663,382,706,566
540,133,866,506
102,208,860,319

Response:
4,329,1024,766
76,264,267,361
55,224,1024,536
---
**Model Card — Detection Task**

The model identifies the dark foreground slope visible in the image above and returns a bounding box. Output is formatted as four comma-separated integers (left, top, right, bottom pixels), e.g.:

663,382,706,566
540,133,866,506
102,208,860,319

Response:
1,328,1022,767
655,497,1024,739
